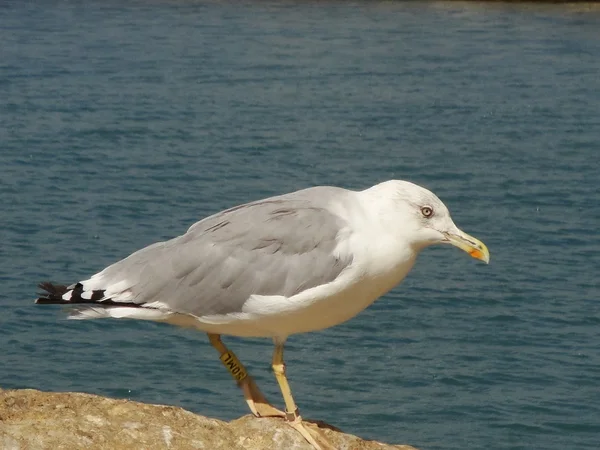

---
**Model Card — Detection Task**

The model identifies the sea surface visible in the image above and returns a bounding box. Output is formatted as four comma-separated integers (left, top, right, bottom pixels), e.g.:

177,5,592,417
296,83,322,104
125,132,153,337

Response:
1,1,599,449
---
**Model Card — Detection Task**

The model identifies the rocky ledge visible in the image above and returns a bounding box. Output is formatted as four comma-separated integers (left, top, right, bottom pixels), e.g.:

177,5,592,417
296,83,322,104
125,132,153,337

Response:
0,388,418,450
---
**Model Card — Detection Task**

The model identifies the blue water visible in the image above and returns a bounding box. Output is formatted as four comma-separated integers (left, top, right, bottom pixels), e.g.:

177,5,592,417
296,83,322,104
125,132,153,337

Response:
1,1,599,449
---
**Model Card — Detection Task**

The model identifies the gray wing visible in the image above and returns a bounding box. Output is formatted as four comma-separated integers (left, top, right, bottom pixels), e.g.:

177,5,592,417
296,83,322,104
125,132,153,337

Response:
86,187,354,316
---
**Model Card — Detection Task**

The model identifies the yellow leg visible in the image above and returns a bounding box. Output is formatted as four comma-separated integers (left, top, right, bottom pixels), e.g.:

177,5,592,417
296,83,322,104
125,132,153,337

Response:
208,333,284,418
272,343,335,450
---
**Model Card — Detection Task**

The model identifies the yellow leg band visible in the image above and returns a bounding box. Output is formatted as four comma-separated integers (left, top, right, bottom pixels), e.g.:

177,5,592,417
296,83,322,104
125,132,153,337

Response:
220,351,248,382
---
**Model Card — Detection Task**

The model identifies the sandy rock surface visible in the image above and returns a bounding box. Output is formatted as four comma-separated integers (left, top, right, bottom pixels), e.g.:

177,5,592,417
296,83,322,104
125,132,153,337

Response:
0,388,418,450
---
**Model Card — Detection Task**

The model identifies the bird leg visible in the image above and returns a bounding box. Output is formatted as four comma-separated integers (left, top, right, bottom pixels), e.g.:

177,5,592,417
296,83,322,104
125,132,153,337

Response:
272,343,335,450
207,333,285,418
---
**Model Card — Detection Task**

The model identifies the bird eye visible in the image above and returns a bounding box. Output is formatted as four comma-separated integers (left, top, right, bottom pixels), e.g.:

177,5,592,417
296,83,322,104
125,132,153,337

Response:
421,205,434,218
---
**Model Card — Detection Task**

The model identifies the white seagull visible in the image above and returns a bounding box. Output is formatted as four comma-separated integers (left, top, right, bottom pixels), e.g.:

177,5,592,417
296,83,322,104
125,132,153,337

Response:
36,180,490,449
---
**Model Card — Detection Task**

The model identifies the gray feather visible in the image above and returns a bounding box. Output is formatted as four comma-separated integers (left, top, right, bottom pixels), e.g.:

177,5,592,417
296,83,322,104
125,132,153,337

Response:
90,187,355,316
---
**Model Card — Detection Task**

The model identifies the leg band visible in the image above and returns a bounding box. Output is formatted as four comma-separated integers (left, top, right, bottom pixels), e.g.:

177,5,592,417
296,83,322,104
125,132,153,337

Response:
219,351,248,382
285,407,300,422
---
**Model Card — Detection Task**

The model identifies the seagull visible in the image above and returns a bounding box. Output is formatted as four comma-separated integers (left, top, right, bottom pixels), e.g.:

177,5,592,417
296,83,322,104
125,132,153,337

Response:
36,180,489,450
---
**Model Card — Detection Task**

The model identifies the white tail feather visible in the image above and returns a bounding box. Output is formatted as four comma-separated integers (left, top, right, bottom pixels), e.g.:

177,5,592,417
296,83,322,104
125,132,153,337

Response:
68,306,172,321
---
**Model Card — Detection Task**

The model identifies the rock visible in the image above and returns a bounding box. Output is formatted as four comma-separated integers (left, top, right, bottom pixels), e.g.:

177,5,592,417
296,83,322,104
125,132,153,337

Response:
0,388,418,450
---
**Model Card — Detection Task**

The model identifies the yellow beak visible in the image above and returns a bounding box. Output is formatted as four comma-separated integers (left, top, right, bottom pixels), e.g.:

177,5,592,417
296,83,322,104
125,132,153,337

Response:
443,230,490,264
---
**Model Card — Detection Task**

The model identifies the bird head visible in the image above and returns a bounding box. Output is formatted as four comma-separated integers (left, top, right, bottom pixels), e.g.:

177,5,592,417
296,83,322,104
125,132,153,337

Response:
366,180,490,264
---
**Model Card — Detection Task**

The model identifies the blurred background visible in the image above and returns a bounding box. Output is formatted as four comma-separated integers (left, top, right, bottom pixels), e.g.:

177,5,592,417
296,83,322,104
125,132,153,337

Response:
1,1,599,449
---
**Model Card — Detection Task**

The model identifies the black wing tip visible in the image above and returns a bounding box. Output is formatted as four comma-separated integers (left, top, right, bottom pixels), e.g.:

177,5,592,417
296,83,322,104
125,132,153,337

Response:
35,297,69,304
38,281,68,294
35,281,110,305
36,281,69,304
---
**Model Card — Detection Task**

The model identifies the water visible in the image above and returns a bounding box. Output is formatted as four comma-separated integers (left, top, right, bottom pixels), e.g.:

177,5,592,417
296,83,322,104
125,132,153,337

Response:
1,1,599,449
